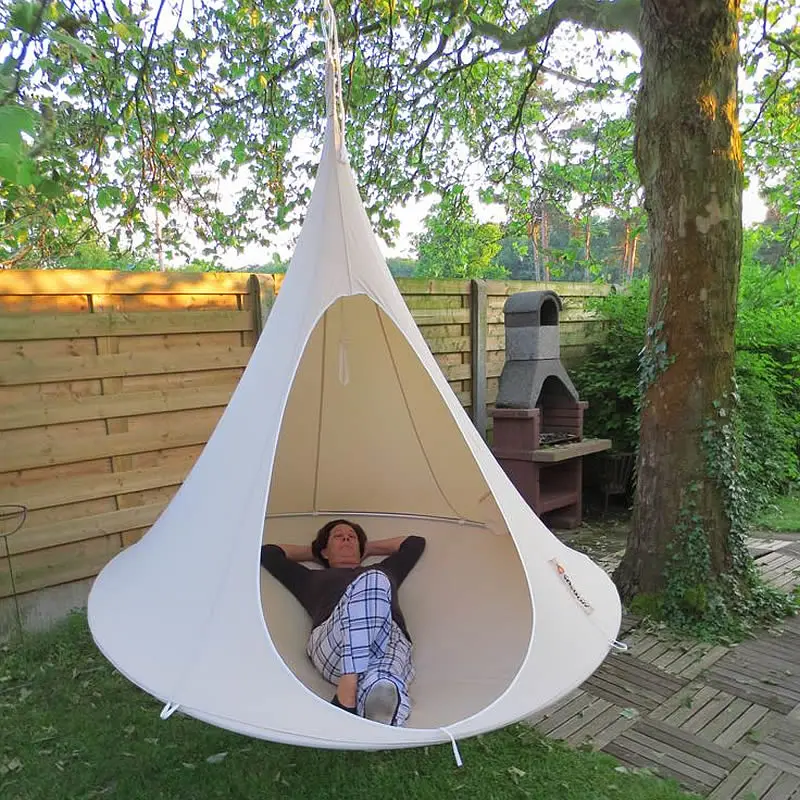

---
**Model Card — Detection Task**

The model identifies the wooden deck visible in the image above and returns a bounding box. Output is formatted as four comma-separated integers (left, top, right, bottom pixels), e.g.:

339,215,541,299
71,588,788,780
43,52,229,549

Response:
528,538,800,799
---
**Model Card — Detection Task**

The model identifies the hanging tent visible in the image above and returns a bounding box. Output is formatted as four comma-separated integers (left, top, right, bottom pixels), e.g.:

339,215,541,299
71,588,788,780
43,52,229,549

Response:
88,3,623,753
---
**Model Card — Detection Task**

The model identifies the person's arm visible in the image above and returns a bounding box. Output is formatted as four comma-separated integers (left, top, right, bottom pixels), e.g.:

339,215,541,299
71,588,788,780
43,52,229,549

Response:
273,543,315,562
260,544,311,585
377,535,426,587
260,544,315,615
363,536,410,558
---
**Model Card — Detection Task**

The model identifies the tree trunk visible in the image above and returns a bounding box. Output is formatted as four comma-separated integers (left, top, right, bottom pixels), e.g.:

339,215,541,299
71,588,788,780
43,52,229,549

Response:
584,216,592,262
621,221,631,278
628,234,639,279
542,204,550,280
614,0,743,600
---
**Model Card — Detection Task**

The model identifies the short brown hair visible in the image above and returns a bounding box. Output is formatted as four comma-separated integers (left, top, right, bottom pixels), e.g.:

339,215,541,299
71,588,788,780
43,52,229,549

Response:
312,519,367,567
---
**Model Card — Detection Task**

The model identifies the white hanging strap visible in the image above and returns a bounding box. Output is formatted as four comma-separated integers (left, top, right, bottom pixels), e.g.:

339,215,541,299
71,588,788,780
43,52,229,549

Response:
320,0,348,162
439,727,463,767
610,639,629,652
160,701,180,720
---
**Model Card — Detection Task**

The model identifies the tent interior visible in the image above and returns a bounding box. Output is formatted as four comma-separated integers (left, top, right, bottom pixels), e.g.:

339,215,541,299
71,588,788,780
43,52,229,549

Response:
259,293,534,730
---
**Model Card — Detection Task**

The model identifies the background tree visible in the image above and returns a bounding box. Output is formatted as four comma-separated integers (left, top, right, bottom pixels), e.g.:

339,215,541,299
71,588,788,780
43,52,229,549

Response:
414,185,506,279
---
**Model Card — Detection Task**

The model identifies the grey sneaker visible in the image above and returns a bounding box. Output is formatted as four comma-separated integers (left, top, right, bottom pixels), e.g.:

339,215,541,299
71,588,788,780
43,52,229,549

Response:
363,679,399,725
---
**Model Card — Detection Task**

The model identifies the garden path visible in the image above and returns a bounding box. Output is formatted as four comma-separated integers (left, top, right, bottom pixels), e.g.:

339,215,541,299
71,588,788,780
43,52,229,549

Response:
528,535,800,799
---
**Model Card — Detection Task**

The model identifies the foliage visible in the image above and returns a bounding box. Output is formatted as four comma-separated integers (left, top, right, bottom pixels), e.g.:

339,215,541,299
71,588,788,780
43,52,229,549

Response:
386,257,416,277
0,613,696,800
735,253,800,508
414,186,507,279
651,395,799,643
571,280,648,453
574,238,800,515
2,0,793,272
754,490,800,532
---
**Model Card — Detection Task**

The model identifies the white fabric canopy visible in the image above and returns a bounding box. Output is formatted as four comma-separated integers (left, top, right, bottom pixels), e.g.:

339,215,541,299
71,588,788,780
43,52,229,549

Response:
88,3,622,753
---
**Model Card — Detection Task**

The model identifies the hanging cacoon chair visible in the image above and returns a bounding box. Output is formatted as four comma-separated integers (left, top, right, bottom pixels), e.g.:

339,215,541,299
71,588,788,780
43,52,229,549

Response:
88,0,623,757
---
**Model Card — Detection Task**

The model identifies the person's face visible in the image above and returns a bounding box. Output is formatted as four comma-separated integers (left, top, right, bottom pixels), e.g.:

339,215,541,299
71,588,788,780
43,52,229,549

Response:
322,523,362,567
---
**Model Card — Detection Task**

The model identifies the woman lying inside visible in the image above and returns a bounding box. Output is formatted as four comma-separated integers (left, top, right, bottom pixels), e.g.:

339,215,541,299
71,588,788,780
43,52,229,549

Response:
260,519,426,726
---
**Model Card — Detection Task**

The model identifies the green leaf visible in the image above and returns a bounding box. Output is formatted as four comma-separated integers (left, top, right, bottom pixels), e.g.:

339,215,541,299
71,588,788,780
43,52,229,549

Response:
36,178,63,198
0,143,22,181
96,188,113,209
9,1,38,34
0,106,38,150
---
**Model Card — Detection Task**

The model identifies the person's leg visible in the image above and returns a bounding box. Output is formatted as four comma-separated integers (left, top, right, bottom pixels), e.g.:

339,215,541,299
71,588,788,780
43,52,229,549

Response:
306,569,394,712
357,621,414,726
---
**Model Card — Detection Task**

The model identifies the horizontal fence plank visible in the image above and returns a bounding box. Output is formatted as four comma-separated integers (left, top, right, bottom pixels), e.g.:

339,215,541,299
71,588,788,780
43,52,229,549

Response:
410,308,470,325
0,345,250,387
395,278,471,295
6,500,166,557
0,534,124,598
1,384,238,432
423,335,504,355
485,279,612,297
0,461,191,512
0,310,252,341
485,306,601,324
0,270,256,296
0,418,216,473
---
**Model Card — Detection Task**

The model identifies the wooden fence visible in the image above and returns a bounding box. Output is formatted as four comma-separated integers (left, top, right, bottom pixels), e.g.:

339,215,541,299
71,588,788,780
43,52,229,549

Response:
0,270,609,605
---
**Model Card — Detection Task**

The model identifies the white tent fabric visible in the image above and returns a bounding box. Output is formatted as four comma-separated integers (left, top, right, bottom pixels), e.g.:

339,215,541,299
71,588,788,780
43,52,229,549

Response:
88,3,622,753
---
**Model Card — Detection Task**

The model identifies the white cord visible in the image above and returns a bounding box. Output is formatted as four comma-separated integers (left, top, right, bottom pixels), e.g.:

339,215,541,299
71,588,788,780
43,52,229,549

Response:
320,0,348,162
160,701,180,720
439,727,463,767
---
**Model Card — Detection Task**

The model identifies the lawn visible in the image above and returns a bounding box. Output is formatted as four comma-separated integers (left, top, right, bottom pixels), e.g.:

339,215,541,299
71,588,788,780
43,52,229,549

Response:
754,491,800,533
0,613,696,800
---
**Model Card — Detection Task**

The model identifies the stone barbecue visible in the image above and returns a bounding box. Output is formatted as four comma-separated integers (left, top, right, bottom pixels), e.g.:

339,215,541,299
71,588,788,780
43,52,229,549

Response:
489,290,610,527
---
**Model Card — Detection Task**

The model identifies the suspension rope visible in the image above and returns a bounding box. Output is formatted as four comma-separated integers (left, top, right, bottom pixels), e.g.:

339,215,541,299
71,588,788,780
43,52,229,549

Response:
320,0,348,162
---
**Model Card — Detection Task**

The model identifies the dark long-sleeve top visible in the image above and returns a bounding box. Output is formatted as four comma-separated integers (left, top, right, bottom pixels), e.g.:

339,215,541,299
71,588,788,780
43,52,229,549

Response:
260,535,426,643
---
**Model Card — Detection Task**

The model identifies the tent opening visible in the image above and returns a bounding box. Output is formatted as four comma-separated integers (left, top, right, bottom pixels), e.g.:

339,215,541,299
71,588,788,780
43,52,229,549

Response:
260,294,534,729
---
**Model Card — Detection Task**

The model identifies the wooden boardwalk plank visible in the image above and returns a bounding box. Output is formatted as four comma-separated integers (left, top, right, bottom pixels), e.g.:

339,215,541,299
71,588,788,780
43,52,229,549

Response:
762,771,800,800
650,683,711,722
706,666,800,714
636,718,740,770
565,703,638,750
583,673,662,712
549,697,612,741
604,727,727,791
683,692,742,735
752,718,800,778
726,762,785,799
535,692,596,735
661,686,721,727
707,757,764,799
602,739,713,795
676,645,731,680
525,688,582,727
700,698,759,743
713,705,773,749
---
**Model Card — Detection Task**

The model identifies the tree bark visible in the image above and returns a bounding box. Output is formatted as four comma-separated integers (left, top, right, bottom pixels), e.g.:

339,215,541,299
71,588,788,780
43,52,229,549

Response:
614,0,743,600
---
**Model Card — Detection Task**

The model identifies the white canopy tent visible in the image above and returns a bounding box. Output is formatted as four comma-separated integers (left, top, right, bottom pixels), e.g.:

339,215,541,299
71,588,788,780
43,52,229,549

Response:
88,2,623,756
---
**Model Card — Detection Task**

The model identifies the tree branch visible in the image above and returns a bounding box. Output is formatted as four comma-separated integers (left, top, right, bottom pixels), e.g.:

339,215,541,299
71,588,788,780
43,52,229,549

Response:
469,0,640,52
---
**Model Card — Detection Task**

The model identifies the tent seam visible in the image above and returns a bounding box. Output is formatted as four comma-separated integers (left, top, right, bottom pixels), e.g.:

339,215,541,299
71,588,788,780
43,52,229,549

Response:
375,306,464,522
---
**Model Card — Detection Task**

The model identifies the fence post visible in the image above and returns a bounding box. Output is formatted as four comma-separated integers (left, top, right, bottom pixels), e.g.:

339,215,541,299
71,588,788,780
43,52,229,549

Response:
248,274,277,339
470,279,488,440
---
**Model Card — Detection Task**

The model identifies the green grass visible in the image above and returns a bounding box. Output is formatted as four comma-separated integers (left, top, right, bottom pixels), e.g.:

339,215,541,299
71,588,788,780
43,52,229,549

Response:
754,491,800,533
0,613,697,800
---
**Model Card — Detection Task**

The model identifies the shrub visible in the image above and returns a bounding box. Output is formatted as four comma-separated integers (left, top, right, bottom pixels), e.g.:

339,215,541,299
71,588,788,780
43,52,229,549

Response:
571,251,800,517
571,279,648,454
